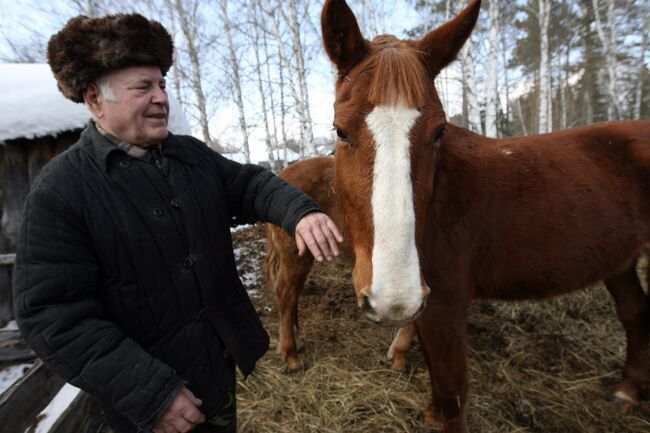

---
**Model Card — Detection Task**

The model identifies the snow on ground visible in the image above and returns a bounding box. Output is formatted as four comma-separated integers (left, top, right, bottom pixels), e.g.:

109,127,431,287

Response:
0,362,32,396
0,63,191,143
231,226,265,299
0,321,30,396
0,320,18,331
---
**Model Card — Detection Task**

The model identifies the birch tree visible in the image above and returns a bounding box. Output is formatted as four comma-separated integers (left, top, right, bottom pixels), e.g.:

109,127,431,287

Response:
459,0,481,133
218,0,250,162
354,0,384,35
280,0,315,156
164,6,186,113
538,0,552,133
165,0,213,146
266,3,294,162
592,0,621,120
249,0,276,167
485,0,500,137
634,0,649,120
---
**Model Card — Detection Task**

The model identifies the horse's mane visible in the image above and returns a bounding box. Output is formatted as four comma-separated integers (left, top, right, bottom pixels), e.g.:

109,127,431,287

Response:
367,44,428,108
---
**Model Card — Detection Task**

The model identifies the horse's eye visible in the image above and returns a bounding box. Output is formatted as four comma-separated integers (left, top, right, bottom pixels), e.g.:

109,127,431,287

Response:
433,126,446,142
336,128,349,142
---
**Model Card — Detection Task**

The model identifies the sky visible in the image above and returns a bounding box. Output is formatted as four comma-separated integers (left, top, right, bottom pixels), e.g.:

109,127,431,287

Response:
0,1,461,163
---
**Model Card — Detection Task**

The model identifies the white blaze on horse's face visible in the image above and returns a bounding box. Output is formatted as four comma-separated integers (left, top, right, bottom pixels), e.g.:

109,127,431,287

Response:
361,103,430,326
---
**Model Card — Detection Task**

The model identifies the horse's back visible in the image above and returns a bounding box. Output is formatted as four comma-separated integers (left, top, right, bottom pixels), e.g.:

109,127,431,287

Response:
432,121,650,300
265,156,349,254
278,156,338,213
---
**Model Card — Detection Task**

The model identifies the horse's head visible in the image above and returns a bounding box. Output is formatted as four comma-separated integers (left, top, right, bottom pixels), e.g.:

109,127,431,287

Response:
321,0,480,326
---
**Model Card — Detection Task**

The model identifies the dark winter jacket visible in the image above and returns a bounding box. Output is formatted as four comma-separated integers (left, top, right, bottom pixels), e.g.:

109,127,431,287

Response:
13,121,320,432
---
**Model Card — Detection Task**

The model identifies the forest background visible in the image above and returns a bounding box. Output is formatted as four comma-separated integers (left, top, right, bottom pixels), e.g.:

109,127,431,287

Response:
1,0,648,166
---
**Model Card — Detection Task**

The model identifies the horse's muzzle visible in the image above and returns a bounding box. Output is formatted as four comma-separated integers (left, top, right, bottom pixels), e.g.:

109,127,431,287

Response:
359,286,429,327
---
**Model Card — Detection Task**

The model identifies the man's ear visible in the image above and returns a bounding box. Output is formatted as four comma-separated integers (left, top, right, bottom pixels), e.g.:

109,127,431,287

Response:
83,83,103,118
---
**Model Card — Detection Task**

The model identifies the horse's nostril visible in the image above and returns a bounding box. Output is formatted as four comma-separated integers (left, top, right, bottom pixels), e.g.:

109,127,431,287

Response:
389,303,406,319
362,294,374,314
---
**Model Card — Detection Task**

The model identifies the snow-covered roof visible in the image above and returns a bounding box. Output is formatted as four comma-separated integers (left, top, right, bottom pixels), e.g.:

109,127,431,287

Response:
0,63,191,143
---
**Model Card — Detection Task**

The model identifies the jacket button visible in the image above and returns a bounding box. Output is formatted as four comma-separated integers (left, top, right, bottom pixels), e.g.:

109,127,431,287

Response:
183,255,196,268
152,208,163,217
119,160,130,168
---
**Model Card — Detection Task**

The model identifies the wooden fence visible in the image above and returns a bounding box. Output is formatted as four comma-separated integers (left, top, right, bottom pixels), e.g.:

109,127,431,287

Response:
0,254,104,433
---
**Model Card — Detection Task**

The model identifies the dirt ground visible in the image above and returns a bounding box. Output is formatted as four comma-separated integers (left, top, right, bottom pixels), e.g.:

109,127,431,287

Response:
232,224,650,433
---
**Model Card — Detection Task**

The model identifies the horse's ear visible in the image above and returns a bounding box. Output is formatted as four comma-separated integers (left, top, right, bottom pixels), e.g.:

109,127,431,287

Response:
418,0,481,77
321,0,368,75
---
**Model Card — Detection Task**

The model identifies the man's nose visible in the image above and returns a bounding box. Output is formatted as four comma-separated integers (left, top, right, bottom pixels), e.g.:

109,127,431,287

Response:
152,86,168,103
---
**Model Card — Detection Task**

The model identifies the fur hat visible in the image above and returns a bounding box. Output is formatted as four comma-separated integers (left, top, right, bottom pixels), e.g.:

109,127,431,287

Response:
47,13,174,103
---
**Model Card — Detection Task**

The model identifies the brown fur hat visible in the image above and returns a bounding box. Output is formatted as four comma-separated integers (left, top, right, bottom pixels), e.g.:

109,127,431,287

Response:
47,13,173,103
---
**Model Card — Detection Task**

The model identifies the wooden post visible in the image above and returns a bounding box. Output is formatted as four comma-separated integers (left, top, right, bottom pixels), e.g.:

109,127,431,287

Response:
0,141,27,327
0,360,65,433
0,131,79,327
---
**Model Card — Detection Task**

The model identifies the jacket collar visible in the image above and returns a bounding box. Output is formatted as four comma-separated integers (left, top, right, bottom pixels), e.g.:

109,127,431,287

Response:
80,120,198,171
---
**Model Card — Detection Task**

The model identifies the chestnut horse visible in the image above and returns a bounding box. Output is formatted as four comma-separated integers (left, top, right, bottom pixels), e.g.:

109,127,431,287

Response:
321,0,650,431
263,156,415,371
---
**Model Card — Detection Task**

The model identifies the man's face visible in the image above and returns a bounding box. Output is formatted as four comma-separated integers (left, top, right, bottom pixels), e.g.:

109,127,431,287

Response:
95,66,170,147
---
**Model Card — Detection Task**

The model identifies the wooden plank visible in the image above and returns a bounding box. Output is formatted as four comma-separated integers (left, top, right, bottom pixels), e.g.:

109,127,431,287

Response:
0,330,19,343
0,141,28,328
0,330,34,363
0,254,15,266
49,391,106,433
0,253,15,328
0,360,65,433
2,142,29,252
0,145,10,328
0,267,12,327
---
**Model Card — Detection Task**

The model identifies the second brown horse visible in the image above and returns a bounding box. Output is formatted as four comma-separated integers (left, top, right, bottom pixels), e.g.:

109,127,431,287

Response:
263,156,415,371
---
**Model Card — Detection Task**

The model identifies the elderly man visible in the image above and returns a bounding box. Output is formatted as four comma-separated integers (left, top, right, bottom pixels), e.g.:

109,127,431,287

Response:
13,13,341,433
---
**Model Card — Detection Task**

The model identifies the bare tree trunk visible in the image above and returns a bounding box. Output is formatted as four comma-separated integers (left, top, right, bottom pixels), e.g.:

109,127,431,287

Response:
359,0,380,35
515,98,528,136
432,0,453,112
634,0,649,120
267,4,296,162
259,10,282,168
163,5,185,113
84,0,103,16
501,27,511,133
560,45,570,130
219,0,250,162
538,0,552,133
461,46,481,133
251,1,275,167
485,0,500,137
458,0,481,133
168,0,213,146
592,0,621,120
281,0,315,156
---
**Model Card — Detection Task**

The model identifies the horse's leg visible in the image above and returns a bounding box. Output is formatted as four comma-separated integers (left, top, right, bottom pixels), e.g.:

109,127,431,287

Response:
414,325,444,431
276,249,313,371
387,324,415,371
416,300,470,433
605,263,650,410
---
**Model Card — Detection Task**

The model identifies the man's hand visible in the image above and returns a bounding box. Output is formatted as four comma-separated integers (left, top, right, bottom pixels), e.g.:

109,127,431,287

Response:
295,212,343,262
153,386,206,433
